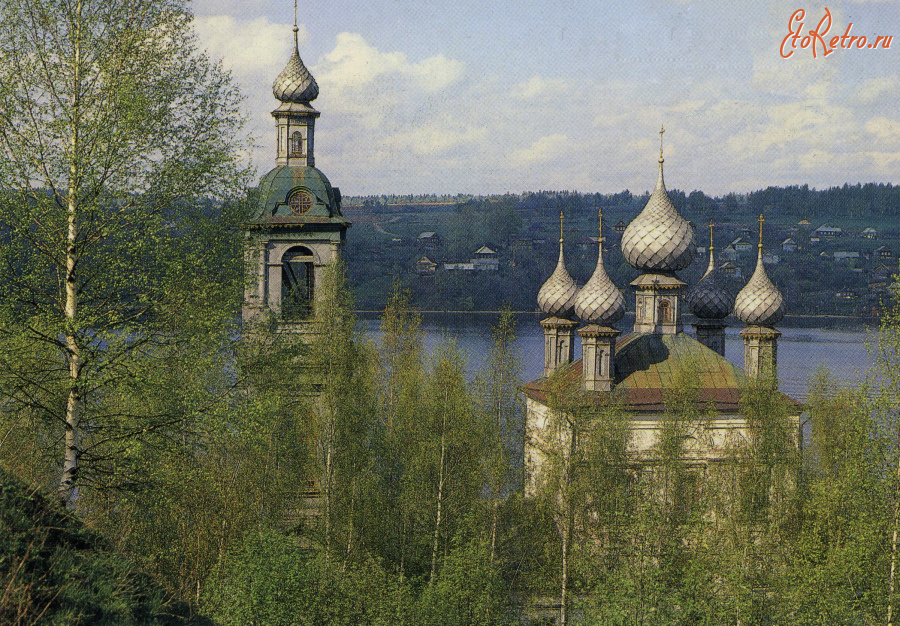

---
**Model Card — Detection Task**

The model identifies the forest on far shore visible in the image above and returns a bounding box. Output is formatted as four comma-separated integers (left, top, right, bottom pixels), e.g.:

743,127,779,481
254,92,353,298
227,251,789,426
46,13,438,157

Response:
343,183,900,316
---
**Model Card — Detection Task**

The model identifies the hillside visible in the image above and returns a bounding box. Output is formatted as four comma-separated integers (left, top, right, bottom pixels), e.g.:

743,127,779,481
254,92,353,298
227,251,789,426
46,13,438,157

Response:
343,183,900,316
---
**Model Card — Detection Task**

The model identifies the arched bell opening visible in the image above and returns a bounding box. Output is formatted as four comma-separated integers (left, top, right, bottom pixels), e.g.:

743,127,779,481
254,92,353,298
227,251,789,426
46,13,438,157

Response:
281,246,315,320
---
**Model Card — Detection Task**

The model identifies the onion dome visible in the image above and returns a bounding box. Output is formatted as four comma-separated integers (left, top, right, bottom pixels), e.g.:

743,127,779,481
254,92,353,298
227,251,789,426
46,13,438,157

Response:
538,212,578,317
733,215,785,326
574,208,625,323
687,221,734,319
621,127,695,272
273,24,319,103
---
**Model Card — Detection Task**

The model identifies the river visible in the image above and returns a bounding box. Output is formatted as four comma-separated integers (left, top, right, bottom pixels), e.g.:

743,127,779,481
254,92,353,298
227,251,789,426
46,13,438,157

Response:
358,312,877,401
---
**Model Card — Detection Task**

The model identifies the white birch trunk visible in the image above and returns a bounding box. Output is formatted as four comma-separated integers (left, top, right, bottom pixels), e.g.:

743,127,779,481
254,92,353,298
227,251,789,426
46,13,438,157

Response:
888,460,900,626
60,0,83,507
429,388,449,587
560,427,576,626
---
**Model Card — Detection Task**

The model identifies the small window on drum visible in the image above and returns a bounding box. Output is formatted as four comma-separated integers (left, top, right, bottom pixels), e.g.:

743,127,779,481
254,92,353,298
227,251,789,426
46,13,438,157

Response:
282,247,314,320
657,299,671,324
289,191,313,216
289,131,304,157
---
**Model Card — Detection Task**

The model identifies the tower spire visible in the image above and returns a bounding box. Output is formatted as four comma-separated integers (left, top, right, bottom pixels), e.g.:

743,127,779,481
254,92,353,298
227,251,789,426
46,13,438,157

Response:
293,0,299,50
758,213,765,251
706,219,715,275
659,125,665,163
598,206,604,243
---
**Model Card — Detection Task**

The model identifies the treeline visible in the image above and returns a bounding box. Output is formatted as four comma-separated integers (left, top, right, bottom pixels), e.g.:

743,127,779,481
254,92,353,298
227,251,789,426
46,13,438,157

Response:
349,181,900,224
747,182,900,224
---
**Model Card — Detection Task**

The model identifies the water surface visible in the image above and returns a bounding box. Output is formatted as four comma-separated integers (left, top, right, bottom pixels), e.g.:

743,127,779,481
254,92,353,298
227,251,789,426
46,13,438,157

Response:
358,312,876,400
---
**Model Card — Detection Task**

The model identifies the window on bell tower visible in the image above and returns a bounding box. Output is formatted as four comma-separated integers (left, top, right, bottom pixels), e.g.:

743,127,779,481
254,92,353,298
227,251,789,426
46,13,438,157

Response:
289,131,304,157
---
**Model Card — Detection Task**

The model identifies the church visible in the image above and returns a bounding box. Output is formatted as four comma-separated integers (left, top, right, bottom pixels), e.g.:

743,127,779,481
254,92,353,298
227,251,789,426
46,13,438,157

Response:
242,12,799,504
522,132,799,497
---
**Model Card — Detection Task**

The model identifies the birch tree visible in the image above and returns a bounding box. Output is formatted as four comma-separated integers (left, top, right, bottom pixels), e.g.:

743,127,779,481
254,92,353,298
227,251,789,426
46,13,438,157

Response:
0,0,247,505
540,373,629,626
874,272,900,626
477,309,522,564
422,341,482,586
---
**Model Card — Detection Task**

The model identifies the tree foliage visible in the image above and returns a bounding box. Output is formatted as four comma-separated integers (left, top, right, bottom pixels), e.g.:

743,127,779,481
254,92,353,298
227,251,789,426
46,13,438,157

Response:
0,0,249,504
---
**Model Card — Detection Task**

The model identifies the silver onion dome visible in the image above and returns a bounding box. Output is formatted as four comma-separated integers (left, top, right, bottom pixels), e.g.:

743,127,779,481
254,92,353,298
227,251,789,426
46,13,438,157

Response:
538,213,578,317
273,26,319,103
733,216,785,326
621,129,695,272
687,222,734,319
574,209,625,324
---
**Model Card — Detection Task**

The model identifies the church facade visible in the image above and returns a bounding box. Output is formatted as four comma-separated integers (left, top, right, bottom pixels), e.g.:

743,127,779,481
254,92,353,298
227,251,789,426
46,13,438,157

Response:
523,131,799,497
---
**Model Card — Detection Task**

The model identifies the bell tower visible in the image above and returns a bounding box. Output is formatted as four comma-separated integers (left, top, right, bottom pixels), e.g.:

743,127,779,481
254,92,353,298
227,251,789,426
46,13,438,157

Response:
243,3,350,332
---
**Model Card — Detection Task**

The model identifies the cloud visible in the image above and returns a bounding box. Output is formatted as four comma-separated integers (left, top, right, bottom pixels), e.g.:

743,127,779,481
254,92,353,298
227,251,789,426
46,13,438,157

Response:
856,76,900,104
194,15,299,77
513,76,569,100
382,125,488,157
865,116,900,143
316,33,463,93
511,134,569,165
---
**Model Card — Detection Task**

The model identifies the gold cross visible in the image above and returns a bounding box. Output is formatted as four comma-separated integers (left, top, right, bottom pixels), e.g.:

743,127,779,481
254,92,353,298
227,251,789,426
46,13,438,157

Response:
758,214,765,249
659,125,665,159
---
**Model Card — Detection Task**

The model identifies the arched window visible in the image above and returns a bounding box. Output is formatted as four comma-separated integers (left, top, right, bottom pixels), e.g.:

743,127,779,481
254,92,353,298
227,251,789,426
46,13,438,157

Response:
281,246,314,320
657,299,671,324
289,131,304,157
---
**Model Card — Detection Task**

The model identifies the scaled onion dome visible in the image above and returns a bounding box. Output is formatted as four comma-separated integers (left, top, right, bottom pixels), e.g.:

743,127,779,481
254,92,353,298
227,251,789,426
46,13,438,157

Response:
538,213,579,318
273,25,319,103
621,131,695,272
733,216,785,326
574,209,625,324
687,222,734,319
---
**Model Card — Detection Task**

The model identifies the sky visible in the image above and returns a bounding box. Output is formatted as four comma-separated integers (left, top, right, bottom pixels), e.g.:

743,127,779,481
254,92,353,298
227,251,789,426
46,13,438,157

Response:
191,0,900,197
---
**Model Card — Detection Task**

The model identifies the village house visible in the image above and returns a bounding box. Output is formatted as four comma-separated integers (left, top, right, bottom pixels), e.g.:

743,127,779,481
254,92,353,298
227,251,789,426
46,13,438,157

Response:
814,224,843,238
472,245,500,271
781,237,798,253
720,261,741,278
731,237,754,253
861,227,878,239
417,231,442,249
417,256,437,276
833,251,861,263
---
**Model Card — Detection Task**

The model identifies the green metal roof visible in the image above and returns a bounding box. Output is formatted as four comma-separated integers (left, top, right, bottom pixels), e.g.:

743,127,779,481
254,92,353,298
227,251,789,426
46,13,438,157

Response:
251,165,346,224
523,332,755,413
614,333,746,391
